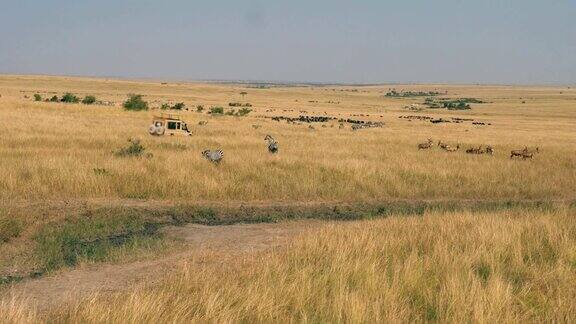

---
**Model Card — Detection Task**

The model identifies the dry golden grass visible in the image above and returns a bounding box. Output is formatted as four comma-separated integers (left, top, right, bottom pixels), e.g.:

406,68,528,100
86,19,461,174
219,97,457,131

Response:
1,75,576,322
4,208,575,322
0,75,575,203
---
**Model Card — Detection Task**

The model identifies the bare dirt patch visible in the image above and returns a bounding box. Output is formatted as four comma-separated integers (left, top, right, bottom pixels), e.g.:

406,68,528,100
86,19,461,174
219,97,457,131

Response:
0,220,323,313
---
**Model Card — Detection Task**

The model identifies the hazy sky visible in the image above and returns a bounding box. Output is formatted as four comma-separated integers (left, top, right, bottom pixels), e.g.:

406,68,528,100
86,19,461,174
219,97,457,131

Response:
1,0,574,84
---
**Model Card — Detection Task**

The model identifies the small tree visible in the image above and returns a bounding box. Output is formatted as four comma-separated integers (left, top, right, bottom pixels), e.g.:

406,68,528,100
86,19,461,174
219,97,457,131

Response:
82,95,96,105
34,94,42,101
240,91,247,98
123,94,148,111
61,93,80,103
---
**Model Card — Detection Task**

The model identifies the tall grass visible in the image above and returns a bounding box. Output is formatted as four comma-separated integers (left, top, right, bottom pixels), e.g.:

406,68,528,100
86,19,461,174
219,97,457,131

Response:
18,208,569,322
0,96,574,202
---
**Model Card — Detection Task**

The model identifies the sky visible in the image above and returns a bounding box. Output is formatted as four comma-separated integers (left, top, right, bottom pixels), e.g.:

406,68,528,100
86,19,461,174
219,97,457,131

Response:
0,0,574,84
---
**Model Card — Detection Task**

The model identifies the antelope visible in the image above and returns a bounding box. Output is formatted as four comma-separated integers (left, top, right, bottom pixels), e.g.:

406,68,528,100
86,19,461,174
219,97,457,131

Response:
438,141,449,149
418,139,433,150
510,147,528,159
444,144,460,152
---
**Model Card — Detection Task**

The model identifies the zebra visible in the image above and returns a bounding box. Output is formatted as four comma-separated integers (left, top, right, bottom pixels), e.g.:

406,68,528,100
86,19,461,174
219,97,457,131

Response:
202,149,224,164
265,135,279,154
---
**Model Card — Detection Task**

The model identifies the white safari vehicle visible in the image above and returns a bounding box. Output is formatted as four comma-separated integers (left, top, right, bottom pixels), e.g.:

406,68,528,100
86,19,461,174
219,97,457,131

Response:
148,113,191,136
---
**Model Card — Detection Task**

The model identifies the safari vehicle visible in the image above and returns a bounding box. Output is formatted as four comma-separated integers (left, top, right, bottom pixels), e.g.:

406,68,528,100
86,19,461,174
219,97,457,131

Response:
148,113,191,136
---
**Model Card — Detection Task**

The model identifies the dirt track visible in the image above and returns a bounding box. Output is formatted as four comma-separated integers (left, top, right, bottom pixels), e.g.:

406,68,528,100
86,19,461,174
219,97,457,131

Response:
0,220,323,312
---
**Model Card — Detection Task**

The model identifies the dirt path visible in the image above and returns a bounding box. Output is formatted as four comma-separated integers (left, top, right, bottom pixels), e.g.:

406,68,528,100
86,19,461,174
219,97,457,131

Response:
0,220,324,312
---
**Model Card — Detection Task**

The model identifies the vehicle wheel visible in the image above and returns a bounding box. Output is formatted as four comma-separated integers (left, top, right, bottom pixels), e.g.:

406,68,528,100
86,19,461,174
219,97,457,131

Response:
148,125,158,135
155,126,165,135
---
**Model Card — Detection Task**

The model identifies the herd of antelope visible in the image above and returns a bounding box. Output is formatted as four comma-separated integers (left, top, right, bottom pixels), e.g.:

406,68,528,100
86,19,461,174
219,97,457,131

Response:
418,139,539,159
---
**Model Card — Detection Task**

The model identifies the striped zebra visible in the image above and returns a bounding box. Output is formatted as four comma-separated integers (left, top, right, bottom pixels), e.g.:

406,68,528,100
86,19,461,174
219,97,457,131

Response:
202,149,224,164
265,135,279,154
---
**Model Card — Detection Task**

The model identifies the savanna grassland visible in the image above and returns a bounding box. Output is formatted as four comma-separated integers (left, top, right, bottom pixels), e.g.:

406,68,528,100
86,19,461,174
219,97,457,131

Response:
0,75,575,322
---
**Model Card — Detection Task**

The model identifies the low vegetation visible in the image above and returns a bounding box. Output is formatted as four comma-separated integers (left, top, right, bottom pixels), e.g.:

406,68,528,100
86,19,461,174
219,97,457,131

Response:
34,209,162,272
228,102,253,107
81,95,96,105
7,208,573,322
60,93,80,103
423,97,485,110
114,138,147,157
208,106,224,114
123,94,148,111
385,89,442,97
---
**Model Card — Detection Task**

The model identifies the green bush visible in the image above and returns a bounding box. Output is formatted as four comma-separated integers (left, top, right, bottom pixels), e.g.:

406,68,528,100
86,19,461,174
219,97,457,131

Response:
34,94,42,101
209,106,224,114
123,94,148,111
161,103,170,110
49,95,59,102
196,105,204,112
236,107,252,116
171,102,185,110
81,95,96,105
115,138,146,157
61,93,80,103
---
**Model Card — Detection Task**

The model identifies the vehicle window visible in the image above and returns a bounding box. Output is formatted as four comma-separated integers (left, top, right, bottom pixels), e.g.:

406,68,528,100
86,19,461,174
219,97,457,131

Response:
167,121,177,130
176,122,181,129
181,123,188,131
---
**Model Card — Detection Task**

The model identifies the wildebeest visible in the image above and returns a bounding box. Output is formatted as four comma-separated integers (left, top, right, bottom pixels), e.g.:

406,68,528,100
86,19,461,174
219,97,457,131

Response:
418,139,433,150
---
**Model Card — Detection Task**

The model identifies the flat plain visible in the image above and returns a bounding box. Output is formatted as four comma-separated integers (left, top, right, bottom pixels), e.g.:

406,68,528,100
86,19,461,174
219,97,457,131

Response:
0,75,575,322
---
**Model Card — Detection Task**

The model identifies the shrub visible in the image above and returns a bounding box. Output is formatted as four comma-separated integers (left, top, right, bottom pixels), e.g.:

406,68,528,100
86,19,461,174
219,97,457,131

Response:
49,95,59,102
61,93,80,103
161,103,170,110
172,102,185,110
226,109,236,116
34,94,42,101
123,94,148,111
115,138,146,157
209,106,224,115
196,105,204,112
82,95,96,105
236,107,252,116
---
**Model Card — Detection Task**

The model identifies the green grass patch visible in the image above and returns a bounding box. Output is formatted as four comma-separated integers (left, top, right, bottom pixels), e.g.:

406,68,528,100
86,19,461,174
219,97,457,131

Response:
34,209,162,272
0,215,23,243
